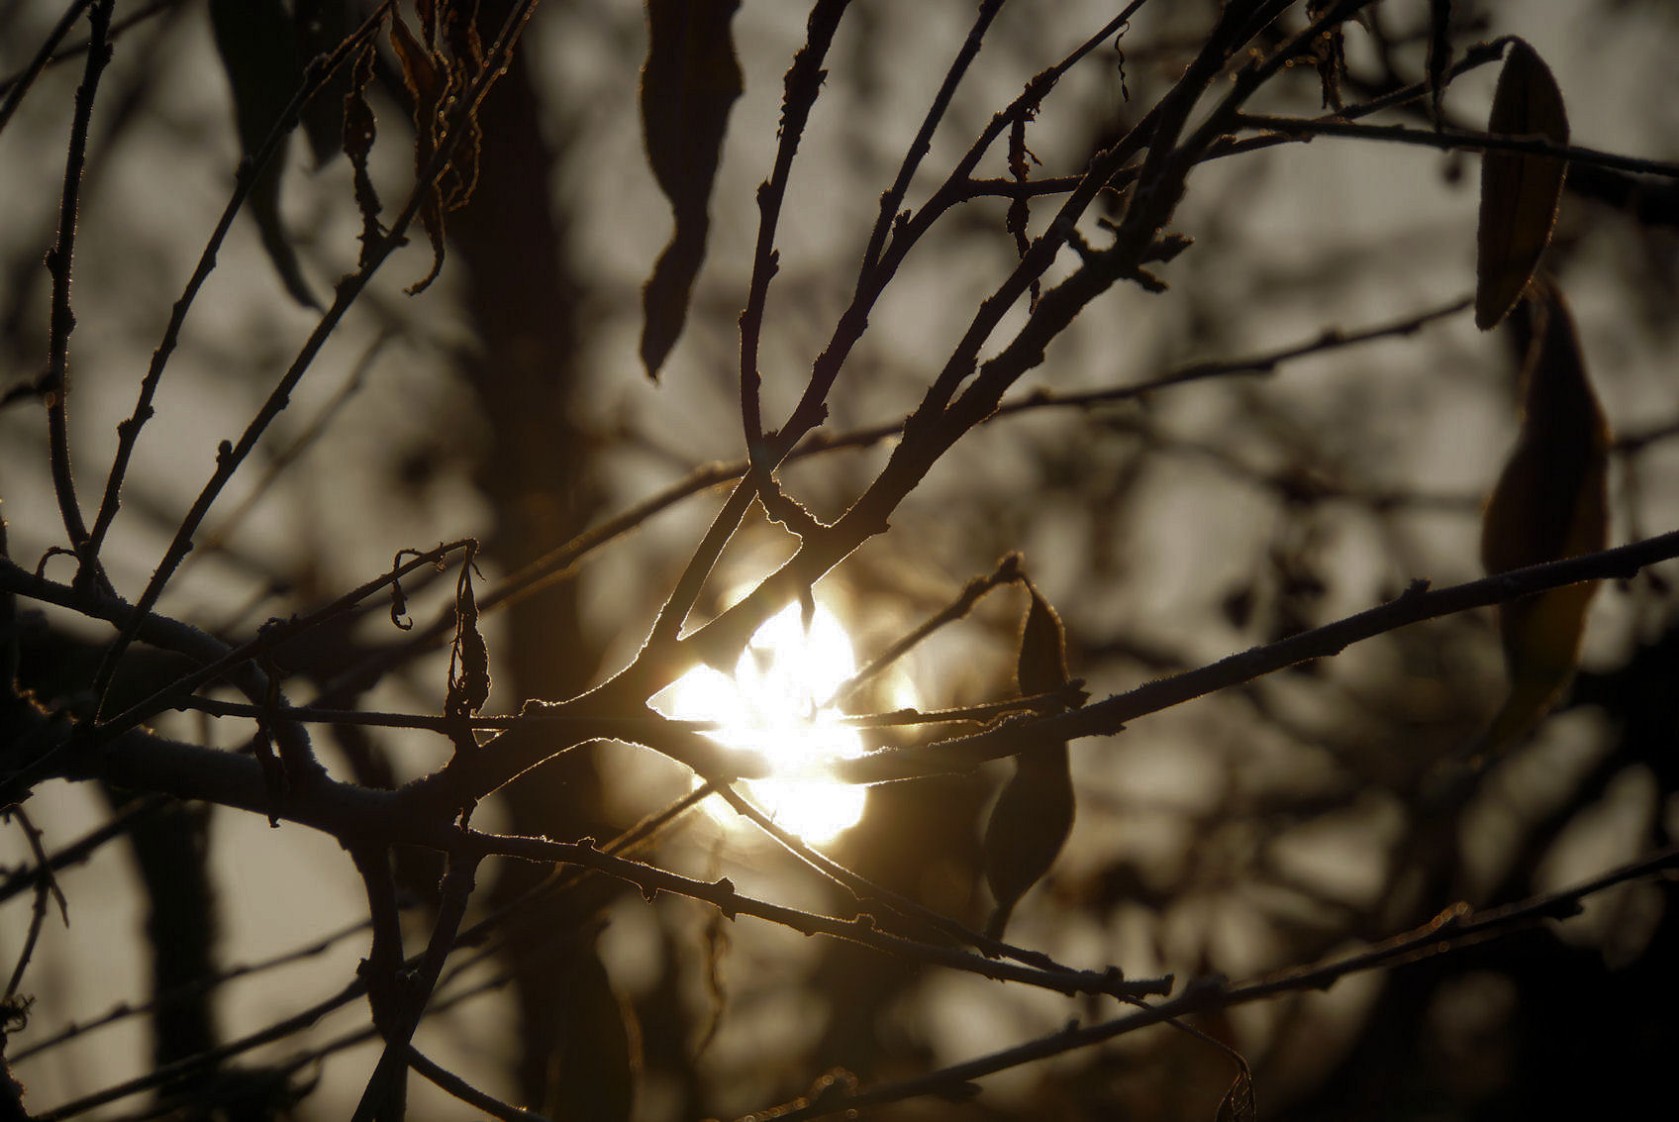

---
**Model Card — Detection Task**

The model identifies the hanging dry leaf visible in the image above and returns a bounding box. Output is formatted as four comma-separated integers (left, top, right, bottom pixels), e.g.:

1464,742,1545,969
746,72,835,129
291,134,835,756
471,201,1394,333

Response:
639,0,743,379
1479,279,1609,752
389,2,486,294
983,583,1075,939
1475,39,1569,330
209,0,318,308
446,552,491,723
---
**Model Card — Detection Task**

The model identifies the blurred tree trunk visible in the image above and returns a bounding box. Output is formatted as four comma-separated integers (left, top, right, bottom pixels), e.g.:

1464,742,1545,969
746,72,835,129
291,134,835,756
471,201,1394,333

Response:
448,1,629,1107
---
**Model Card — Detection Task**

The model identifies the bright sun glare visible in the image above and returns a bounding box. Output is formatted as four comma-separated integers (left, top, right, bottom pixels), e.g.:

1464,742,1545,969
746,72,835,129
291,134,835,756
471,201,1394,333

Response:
657,602,869,843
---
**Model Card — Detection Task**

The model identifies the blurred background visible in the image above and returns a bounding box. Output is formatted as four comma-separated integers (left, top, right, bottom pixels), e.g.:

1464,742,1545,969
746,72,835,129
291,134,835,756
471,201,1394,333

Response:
1,0,1676,1117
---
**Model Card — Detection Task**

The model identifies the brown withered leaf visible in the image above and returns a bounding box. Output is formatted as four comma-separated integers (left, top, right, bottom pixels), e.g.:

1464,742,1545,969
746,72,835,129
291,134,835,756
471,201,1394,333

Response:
983,583,1075,939
639,0,743,379
446,551,491,723
343,38,382,267
1475,40,1569,330
1016,581,1069,697
1479,278,1609,752
389,2,487,294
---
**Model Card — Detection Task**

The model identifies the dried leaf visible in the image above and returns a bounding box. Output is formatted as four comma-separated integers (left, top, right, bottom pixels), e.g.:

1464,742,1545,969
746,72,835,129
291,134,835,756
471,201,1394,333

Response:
1479,279,1609,751
983,584,1075,939
389,2,486,294
446,553,491,721
1475,40,1569,330
209,0,318,308
1215,1053,1257,1122
639,0,743,379
1016,582,1068,697
343,38,383,267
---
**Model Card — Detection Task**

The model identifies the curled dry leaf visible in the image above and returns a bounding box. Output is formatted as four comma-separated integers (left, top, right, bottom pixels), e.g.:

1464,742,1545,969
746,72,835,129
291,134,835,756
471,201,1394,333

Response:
446,552,491,722
344,38,383,268
389,1,486,294
1475,39,1569,330
1479,279,1609,752
983,582,1075,939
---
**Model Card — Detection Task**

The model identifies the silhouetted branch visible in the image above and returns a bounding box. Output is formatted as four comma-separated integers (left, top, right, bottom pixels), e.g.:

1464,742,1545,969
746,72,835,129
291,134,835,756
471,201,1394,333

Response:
847,529,1679,780
1236,112,1679,179
741,842,1679,1120
0,0,96,136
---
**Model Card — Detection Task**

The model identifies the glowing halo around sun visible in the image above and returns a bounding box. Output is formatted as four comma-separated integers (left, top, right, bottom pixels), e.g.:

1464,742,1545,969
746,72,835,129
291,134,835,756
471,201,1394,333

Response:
655,601,871,843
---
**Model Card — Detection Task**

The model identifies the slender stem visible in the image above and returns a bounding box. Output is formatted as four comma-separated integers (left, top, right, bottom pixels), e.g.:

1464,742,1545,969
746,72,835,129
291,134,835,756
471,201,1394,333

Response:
9,915,369,1064
1237,112,1679,178
829,552,1022,706
843,528,1679,782
352,850,479,1120
0,0,95,137
737,0,851,526
84,4,395,573
716,782,1070,972
467,827,1168,1001
89,0,539,710
408,1047,552,1122
856,0,1007,281
741,842,1679,1120
43,0,114,593
0,0,178,102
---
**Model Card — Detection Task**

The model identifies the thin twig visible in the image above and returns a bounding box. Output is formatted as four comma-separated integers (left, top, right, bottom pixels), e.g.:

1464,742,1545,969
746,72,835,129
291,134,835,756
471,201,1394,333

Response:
0,0,177,101
352,850,479,1120
0,0,95,136
10,915,368,1063
27,784,716,1118
466,827,1170,1001
88,0,541,708
856,0,1007,279
843,528,1679,782
407,1047,551,1122
3,808,69,1000
94,539,475,741
1235,112,1679,179
84,2,399,657
42,0,114,591
737,0,852,542
829,552,1023,706
715,782,1074,974
0,795,165,907
182,331,390,573
738,843,1679,1120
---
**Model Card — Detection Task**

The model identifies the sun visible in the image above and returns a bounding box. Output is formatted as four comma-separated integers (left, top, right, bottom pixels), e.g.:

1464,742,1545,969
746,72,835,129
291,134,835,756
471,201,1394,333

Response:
655,600,870,843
